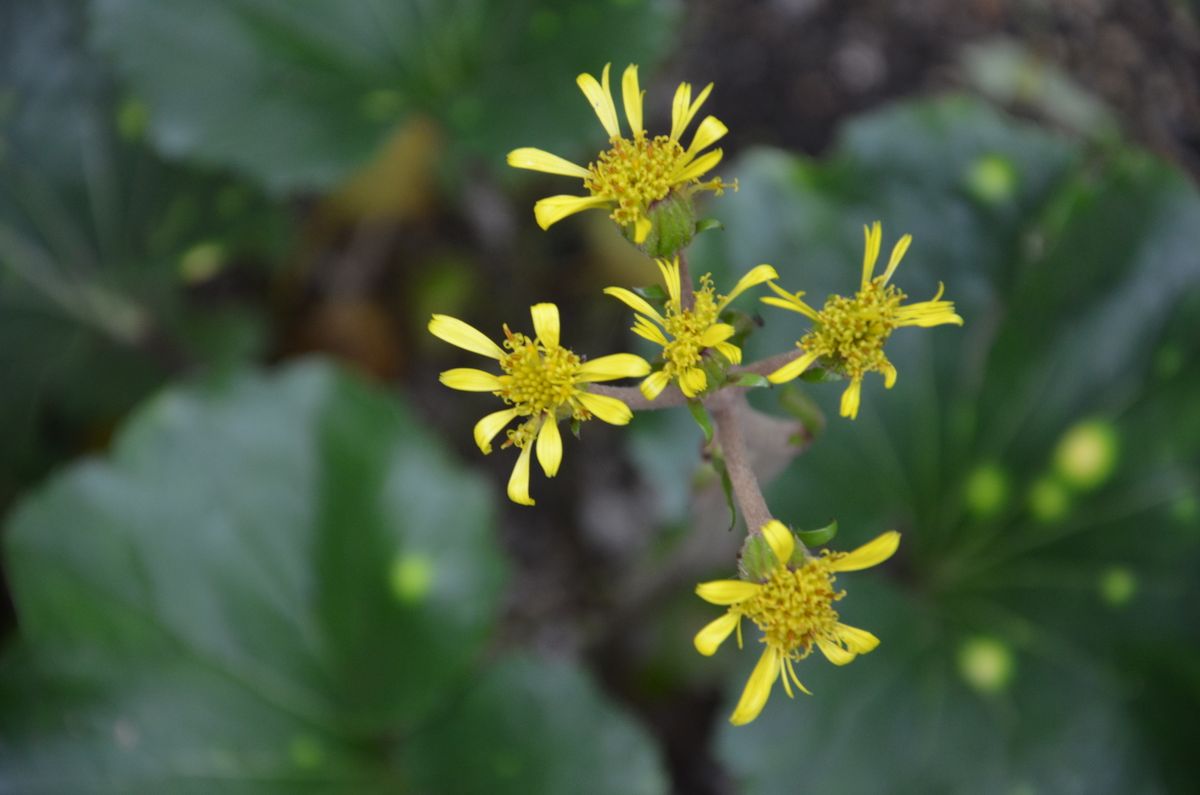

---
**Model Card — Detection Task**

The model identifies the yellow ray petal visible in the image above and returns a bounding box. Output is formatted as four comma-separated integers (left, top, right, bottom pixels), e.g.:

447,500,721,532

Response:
785,657,813,696
761,520,795,567
603,286,665,325
535,416,562,478
680,367,708,397
880,233,912,284
633,214,653,243
440,368,503,392
621,64,643,138
507,443,535,506
685,115,728,159
575,391,633,425
881,360,897,389
861,221,883,288
719,263,779,309
714,341,742,365
505,147,591,179
827,530,900,572
533,194,611,230
695,579,761,605
672,148,723,184
577,63,620,139
576,353,651,382
762,281,820,320
693,612,740,656
670,81,713,142
835,623,881,654
698,323,735,347
839,377,863,419
530,302,560,348
730,647,780,726
817,638,856,666
895,298,964,327
428,314,504,359
473,408,520,454
766,348,822,385
656,256,682,310
639,370,672,400
632,317,669,346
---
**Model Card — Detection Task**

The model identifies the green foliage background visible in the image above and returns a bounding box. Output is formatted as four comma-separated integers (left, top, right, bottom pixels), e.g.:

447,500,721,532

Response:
2,0,1198,793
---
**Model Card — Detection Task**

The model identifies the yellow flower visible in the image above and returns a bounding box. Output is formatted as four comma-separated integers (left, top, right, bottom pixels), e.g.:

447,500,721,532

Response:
694,521,900,726
429,303,649,506
761,221,963,419
507,63,733,243
605,258,778,399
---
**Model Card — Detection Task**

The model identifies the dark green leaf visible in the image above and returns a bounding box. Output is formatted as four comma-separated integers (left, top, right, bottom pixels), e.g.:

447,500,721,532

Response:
695,217,725,235
728,373,771,389
687,399,714,444
794,519,837,550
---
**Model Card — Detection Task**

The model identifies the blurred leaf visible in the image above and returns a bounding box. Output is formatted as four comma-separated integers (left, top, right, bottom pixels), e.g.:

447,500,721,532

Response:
687,399,714,444
90,0,677,193
727,373,771,389
795,519,837,549
400,654,668,794
0,361,506,788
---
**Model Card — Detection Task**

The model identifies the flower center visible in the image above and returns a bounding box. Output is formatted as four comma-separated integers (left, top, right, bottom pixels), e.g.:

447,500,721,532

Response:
585,134,687,226
804,279,904,378
738,560,844,658
498,330,582,417
660,278,721,377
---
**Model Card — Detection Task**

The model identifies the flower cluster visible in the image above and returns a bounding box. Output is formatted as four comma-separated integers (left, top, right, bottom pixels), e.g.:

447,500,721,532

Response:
428,61,963,726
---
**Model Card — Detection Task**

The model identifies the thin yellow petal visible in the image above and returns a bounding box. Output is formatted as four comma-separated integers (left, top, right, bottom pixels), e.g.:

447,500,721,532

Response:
533,195,611,230
881,361,897,389
861,221,882,288
535,416,562,478
827,530,901,572
672,148,722,184
698,323,735,347
639,370,671,400
730,647,779,726
694,612,740,656
507,443,535,506
680,367,707,397
621,64,643,137
529,302,560,348
603,287,665,325
506,147,591,179
695,579,761,605
473,408,520,454
817,638,856,666
840,377,863,419
761,520,795,568
428,315,504,359
835,623,881,654
439,368,503,392
715,341,742,365
785,657,812,696
685,115,728,159
669,82,692,142
719,264,779,309
766,348,822,385
575,391,633,425
632,317,669,346
577,63,620,138
656,256,682,310
576,353,651,382
762,281,820,320
633,215,653,243
880,233,912,284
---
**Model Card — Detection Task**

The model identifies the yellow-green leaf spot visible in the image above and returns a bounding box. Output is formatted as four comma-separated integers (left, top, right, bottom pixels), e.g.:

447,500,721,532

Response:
958,636,1015,694
289,735,323,769
179,241,226,285
1028,476,1070,523
1054,419,1118,491
964,153,1018,205
964,463,1009,519
1099,566,1137,607
390,554,435,604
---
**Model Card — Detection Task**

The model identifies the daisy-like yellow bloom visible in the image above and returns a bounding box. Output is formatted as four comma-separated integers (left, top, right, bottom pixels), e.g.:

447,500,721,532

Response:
695,521,901,725
761,221,963,419
507,63,733,243
429,303,649,506
605,258,778,399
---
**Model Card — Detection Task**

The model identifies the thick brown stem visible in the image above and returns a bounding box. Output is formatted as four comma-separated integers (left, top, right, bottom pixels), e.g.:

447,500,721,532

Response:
710,391,773,533
678,250,695,312
587,383,688,411
734,347,806,377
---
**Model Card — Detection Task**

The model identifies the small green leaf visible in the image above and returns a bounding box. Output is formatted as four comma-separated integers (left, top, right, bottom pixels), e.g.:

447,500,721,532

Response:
695,217,725,235
777,385,825,437
687,400,714,444
633,283,669,309
728,373,772,389
795,520,838,551
738,534,775,581
800,364,839,383
710,452,737,531
570,418,583,439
